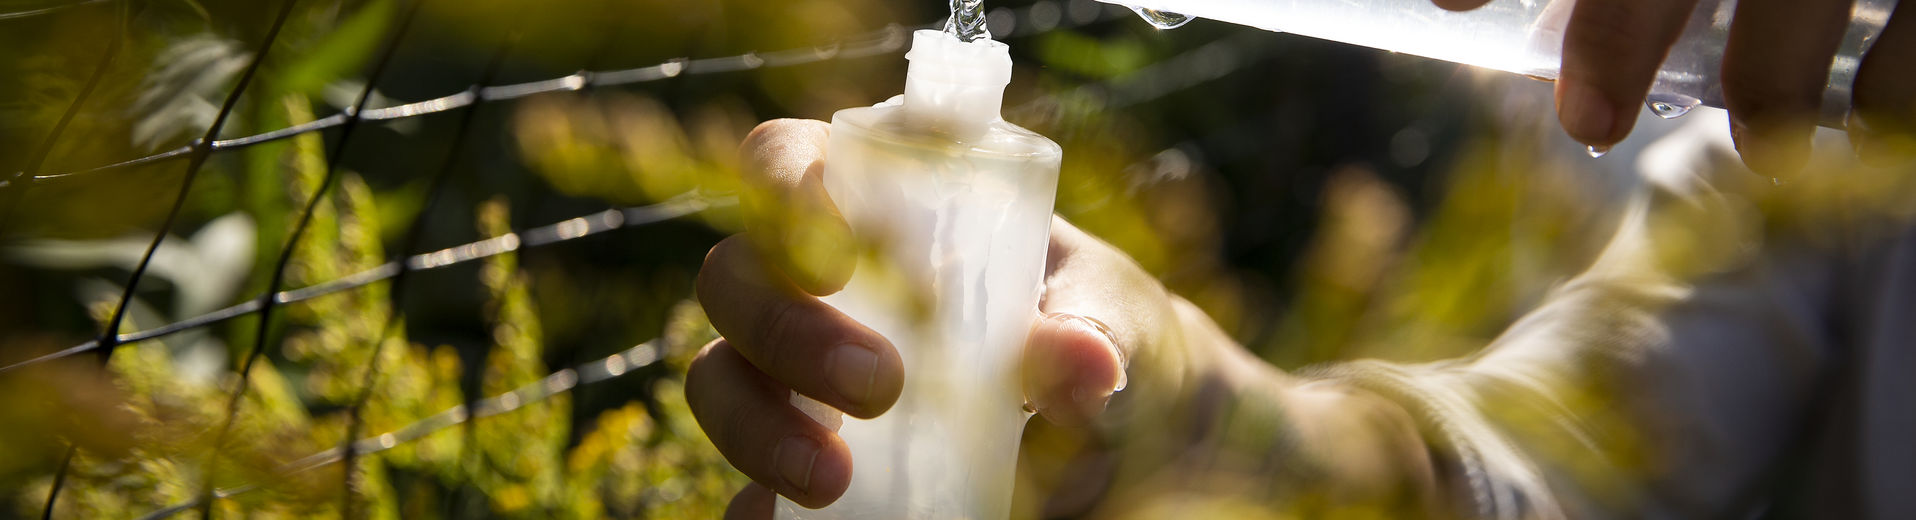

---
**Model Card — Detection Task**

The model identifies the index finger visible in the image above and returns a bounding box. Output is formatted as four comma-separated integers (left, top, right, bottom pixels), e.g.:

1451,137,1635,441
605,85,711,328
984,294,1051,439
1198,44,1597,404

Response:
1556,0,1702,147
738,119,856,295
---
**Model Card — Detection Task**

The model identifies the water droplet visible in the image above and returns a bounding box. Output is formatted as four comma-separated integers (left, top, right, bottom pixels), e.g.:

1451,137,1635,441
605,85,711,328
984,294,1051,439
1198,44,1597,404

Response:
1645,93,1700,119
1126,6,1192,29
658,60,684,78
1586,145,1611,158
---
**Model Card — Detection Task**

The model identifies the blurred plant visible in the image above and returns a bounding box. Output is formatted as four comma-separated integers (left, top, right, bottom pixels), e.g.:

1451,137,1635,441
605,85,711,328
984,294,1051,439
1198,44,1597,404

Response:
10,84,740,518
13,0,1913,517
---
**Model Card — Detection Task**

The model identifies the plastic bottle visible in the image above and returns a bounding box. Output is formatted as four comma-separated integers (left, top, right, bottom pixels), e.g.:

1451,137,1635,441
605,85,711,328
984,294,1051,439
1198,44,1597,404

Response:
774,29,1062,520
1106,0,1897,127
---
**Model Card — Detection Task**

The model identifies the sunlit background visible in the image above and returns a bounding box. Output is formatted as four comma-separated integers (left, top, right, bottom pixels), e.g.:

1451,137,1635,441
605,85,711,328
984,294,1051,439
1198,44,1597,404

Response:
5,0,1911,517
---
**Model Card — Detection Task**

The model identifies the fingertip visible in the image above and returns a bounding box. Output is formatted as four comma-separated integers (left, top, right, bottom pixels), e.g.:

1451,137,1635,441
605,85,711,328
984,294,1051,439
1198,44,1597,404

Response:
828,342,905,420
726,484,776,520
1554,0,1699,148
779,206,857,297
1023,314,1126,426
775,433,854,509
1731,116,1812,178
1556,78,1629,147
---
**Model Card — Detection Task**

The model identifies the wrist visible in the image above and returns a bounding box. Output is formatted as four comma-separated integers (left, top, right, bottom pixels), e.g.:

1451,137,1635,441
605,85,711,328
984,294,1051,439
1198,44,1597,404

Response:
1179,296,1443,512
1100,296,1443,514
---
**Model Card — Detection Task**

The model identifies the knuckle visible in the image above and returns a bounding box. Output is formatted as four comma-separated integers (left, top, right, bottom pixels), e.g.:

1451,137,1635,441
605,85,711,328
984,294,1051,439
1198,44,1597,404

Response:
683,340,730,412
1565,2,1671,69
697,236,746,302
754,297,805,367
719,394,764,463
740,119,795,153
739,119,825,173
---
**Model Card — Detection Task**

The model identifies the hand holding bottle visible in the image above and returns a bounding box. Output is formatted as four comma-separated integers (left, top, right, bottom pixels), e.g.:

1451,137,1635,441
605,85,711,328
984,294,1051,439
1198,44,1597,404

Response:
688,119,1170,517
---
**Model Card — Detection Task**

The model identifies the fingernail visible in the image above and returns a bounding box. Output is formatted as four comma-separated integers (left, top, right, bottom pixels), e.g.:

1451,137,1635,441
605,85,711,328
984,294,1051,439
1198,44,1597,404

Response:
774,436,821,493
826,344,879,406
1559,80,1617,145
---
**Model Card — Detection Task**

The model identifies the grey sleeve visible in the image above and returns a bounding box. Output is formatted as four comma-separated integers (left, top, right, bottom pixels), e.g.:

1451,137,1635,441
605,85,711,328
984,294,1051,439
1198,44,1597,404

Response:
1323,180,1843,519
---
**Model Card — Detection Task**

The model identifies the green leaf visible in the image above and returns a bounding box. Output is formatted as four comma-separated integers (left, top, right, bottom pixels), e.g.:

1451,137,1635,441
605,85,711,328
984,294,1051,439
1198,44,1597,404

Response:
279,0,394,97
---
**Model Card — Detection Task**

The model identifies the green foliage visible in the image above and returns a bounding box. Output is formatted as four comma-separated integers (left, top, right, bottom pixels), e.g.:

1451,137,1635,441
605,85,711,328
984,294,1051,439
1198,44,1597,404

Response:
13,87,739,518
276,0,394,97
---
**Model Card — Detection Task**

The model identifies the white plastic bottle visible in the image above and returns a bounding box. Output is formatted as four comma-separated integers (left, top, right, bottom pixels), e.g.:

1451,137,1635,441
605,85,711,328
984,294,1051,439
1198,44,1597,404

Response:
774,29,1062,520
1107,0,1896,127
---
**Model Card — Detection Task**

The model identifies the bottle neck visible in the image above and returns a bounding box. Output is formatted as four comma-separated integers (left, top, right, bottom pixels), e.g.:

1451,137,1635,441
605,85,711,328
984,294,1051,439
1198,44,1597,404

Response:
901,30,1012,141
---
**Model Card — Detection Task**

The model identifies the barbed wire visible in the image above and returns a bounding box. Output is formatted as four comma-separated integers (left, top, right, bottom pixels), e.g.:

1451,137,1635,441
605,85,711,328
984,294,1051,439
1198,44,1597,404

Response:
2,0,1126,189
0,21,1272,380
331,6,523,514
1,0,1143,375
0,194,718,374
3,0,1299,516
115,30,1284,518
0,0,126,237
205,0,440,515
134,338,671,520
36,0,304,514
0,32,888,188
17,0,130,517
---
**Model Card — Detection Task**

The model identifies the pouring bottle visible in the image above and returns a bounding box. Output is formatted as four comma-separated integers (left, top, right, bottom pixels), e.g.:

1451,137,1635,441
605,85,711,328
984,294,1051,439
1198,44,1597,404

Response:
1107,0,1897,127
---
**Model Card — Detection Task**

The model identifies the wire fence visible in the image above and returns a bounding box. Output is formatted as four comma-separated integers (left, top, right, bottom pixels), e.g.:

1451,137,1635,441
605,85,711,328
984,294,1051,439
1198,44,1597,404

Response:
134,338,670,520
1,0,1282,517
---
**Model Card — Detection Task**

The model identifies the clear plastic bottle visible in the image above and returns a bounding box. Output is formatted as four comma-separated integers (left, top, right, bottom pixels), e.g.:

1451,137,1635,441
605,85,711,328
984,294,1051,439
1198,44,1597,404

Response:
774,29,1062,520
1107,0,1897,127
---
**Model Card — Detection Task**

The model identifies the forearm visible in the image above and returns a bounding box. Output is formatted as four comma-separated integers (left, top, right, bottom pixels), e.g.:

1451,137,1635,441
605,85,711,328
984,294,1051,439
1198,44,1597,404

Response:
1093,297,1447,517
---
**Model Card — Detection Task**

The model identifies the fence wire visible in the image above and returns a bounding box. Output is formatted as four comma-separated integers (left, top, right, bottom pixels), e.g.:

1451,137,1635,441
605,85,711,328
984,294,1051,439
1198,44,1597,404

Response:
13,1,131,517
0,195,716,374
133,338,669,520
3,0,1127,189
1,0,1290,517
0,0,1147,373
330,7,520,515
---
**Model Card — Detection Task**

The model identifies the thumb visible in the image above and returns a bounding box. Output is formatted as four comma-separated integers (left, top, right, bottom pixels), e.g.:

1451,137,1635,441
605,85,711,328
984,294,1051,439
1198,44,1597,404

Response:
1022,218,1175,426
1024,313,1127,426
